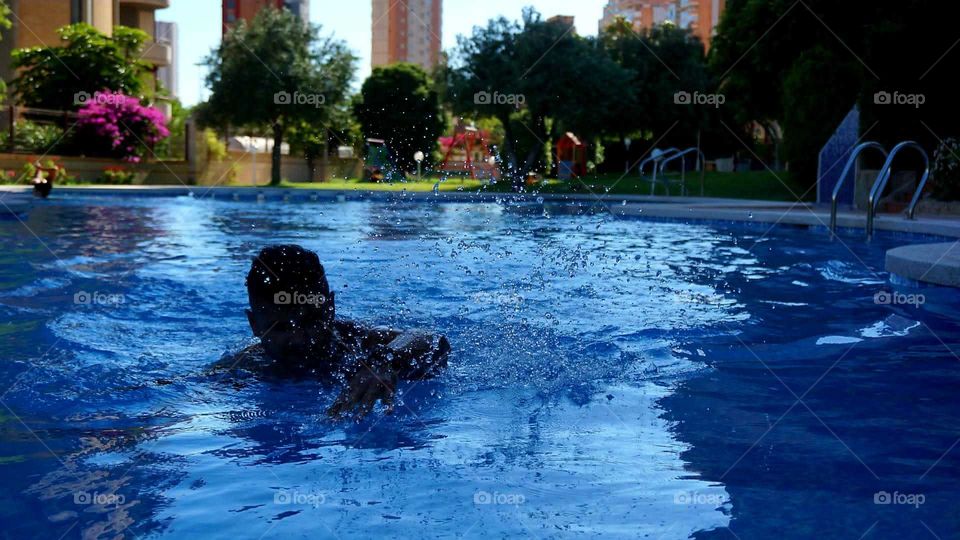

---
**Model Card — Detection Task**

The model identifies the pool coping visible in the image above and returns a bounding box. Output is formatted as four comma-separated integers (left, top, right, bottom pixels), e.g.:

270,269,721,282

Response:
886,243,960,288
3,185,960,287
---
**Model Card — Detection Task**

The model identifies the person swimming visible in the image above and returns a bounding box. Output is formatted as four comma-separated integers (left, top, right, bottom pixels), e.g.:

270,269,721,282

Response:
237,244,450,420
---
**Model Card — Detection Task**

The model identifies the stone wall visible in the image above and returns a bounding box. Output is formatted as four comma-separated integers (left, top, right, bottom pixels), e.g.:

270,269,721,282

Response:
0,152,364,186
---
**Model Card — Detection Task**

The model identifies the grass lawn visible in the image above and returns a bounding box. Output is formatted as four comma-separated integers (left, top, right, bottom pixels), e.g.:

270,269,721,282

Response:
12,170,811,202
281,177,491,192
281,170,813,202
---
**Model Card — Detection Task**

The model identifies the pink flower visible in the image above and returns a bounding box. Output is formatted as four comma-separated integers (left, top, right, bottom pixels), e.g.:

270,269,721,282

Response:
76,90,170,162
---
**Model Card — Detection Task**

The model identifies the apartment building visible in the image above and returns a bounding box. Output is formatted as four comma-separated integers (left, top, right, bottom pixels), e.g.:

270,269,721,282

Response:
371,0,442,72
0,0,174,101
599,0,726,49
156,20,178,97
222,0,309,33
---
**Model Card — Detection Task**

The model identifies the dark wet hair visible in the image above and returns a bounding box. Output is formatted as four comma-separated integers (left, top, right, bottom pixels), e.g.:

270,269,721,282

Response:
246,244,335,323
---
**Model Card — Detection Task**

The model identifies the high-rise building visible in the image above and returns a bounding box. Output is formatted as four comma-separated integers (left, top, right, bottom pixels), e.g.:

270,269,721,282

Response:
599,0,725,49
547,15,576,34
371,0,442,72
156,21,178,98
0,0,173,103
222,0,309,33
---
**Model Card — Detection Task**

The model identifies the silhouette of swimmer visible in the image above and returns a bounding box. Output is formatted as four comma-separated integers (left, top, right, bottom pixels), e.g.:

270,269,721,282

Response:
238,245,450,419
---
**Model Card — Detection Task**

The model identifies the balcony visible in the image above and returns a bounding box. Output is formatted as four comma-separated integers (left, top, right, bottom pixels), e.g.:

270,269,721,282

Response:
140,40,173,67
119,0,171,9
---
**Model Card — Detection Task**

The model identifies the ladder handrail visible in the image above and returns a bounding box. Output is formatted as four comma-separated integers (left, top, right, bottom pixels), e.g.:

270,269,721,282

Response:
638,148,681,196
906,159,934,221
657,148,705,197
637,147,680,176
657,148,705,174
829,142,888,237
866,141,930,240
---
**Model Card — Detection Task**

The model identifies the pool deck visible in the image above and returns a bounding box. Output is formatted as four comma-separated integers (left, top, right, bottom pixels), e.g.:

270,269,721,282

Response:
3,185,960,287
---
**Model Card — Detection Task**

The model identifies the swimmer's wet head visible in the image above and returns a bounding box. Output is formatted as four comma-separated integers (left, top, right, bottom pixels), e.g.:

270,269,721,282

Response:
245,245,337,362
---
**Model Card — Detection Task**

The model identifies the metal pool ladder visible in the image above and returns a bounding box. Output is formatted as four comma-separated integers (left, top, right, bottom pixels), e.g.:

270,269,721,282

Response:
830,142,888,238
657,148,706,197
637,148,680,195
866,141,931,240
829,140,932,241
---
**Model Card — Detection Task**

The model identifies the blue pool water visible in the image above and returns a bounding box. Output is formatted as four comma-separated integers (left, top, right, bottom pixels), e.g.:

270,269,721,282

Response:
1,194,959,539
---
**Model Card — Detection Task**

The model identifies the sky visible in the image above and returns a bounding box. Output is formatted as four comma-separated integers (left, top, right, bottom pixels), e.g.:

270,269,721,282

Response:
160,0,608,106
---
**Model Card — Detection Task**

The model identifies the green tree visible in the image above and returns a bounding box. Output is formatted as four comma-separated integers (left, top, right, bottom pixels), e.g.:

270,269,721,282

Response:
599,21,713,155
0,0,12,101
10,23,150,110
353,63,445,173
155,99,191,159
201,7,355,185
711,0,959,187
450,9,631,182
288,103,359,181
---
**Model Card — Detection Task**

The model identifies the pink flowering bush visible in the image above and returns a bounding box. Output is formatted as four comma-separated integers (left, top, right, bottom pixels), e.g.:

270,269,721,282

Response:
76,91,170,163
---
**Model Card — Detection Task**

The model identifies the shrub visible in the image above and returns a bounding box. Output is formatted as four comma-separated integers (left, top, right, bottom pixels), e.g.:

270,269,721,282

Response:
102,166,137,184
931,138,960,201
10,24,149,110
75,91,169,163
0,121,65,153
17,159,75,185
0,170,19,184
205,129,227,162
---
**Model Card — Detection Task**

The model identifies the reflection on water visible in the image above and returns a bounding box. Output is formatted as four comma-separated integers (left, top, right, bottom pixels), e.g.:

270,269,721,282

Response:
0,196,957,538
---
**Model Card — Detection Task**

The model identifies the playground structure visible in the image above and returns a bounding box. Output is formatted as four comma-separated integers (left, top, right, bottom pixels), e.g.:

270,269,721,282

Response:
556,132,587,180
438,126,499,180
362,138,393,182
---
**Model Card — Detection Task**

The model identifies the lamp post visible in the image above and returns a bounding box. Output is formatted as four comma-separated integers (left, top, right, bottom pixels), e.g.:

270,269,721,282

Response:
487,155,497,184
251,136,257,186
414,151,425,181
624,137,632,174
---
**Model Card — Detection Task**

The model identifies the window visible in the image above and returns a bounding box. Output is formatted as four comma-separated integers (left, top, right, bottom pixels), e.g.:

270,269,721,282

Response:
70,0,84,24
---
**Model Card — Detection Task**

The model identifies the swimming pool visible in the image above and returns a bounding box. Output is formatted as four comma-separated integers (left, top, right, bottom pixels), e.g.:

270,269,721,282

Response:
1,194,958,539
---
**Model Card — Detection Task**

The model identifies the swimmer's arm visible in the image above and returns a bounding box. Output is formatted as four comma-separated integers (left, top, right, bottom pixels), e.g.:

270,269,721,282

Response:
334,321,450,379
327,331,450,420
382,331,450,380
